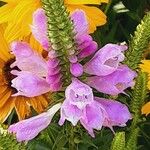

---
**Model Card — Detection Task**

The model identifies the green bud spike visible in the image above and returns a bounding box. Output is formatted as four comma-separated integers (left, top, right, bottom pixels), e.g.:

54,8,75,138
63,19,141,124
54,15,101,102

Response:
126,72,148,150
124,12,150,70
111,132,125,150
42,0,77,88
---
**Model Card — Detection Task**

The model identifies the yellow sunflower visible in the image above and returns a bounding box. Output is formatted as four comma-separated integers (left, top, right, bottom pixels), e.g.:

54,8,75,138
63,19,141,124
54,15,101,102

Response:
0,0,108,43
140,60,150,115
0,24,49,122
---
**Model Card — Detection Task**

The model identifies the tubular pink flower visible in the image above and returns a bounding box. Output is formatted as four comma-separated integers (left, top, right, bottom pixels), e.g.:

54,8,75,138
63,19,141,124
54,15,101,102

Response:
31,8,50,50
31,9,97,60
84,44,128,76
8,103,61,142
11,71,51,97
70,62,83,77
59,78,131,137
46,51,62,91
87,65,137,95
59,78,106,137
96,97,132,132
10,41,47,77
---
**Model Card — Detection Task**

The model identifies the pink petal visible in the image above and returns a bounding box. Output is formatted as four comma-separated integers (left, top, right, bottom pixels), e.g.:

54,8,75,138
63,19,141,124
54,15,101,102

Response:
11,71,50,97
10,42,47,77
80,101,106,137
78,41,98,59
71,9,88,36
84,44,128,76
70,63,83,77
31,8,50,50
87,65,137,95
8,103,61,142
59,100,83,126
65,78,94,109
95,97,132,131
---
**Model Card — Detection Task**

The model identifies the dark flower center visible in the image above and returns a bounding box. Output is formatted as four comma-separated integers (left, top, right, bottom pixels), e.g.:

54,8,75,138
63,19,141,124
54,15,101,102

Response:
2,58,20,93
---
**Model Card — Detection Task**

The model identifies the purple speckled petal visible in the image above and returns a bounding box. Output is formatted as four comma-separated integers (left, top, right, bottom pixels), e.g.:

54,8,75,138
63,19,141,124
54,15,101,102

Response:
10,42,47,77
8,103,61,142
84,43,128,76
87,65,137,95
11,71,50,97
70,63,83,77
95,97,132,131
31,8,50,50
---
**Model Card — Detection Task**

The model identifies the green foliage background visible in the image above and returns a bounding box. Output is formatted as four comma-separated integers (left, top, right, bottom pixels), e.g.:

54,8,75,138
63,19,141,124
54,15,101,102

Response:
0,0,150,149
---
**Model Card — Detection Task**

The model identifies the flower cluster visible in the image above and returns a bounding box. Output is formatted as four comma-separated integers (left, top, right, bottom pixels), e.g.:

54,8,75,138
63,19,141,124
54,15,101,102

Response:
7,8,137,142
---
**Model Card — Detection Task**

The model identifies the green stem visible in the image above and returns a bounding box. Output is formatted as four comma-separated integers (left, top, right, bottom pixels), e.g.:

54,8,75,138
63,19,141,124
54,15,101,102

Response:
104,0,112,14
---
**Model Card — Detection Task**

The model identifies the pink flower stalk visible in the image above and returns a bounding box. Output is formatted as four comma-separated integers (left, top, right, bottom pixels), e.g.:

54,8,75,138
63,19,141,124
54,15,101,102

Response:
31,9,97,77
10,41,52,97
59,78,132,137
8,103,61,142
84,43,128,76
87,65,137,95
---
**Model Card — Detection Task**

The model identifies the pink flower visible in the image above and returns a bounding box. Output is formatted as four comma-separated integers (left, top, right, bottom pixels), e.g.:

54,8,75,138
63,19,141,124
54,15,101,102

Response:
46,51,62,91
84,44,128,76
59,78,132,137
8,103,61,142
71,10,98,59
31,8,50,50
71,9,88,37
70,63,83,77
59,78,105,137
11,71,51,97
95,97,132,132
31,9,97,65
87,65,137,95
10,41,52,97
10,42,47,77
31,9,98,78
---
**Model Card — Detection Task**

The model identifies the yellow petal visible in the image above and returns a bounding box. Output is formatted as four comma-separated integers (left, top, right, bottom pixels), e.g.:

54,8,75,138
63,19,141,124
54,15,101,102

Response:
67,5,107,33
36,95,49,108
29,35,43,53
0,97,15,123
4,0,39,42
140,60,150,74
29,97,44,113
0,4,13,24
65,0,108,5
0,89,11,108
0,25,11,61
142,102,150,116
0,86,7,95
15,96,30,120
